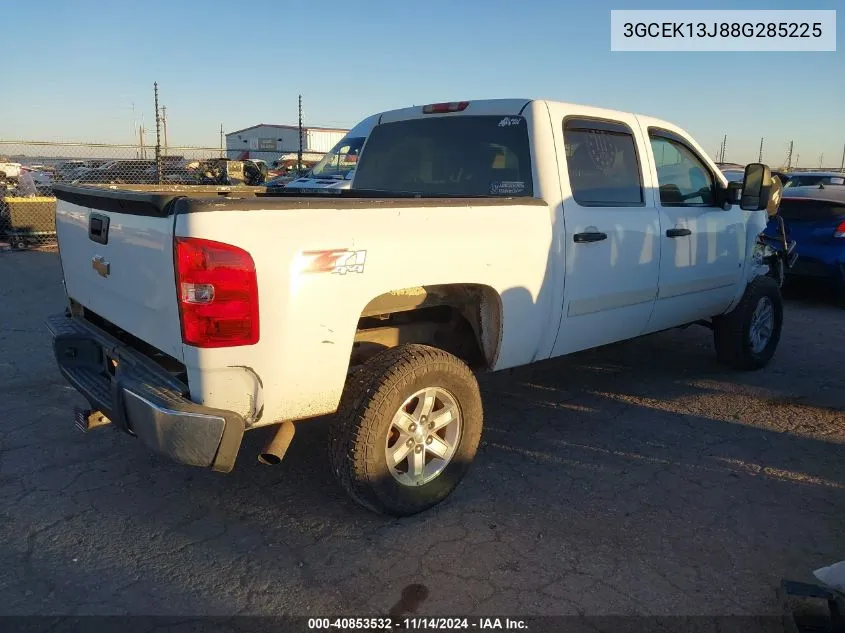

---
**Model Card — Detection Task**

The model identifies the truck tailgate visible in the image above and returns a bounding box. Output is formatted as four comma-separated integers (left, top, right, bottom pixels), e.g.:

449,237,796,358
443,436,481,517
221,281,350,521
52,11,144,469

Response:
54,186,185,362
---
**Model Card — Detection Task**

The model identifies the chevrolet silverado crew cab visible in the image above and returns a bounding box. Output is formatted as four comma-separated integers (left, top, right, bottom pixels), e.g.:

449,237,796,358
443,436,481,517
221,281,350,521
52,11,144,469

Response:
48,98,787,516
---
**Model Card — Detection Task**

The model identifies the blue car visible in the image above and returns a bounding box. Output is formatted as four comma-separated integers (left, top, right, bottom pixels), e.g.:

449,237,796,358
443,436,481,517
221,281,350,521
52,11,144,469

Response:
764,185,845,290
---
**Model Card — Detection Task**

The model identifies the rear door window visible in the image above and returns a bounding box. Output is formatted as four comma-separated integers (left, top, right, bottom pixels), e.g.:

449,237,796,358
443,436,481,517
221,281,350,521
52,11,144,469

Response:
353,116,533,197
562,118,644,206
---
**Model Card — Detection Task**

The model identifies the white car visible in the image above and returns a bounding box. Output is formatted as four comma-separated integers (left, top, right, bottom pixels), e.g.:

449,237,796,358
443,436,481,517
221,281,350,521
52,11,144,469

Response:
284,114,379,191
48,98,784,516
0,160,22,182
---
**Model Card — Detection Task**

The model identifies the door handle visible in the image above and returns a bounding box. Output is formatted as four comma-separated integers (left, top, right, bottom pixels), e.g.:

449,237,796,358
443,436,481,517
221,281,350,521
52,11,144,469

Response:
573,231,608,244
666,228,692,238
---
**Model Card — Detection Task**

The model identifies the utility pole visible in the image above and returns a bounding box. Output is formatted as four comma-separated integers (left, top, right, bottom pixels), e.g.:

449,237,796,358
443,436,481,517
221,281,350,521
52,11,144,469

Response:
139,125,145,159
758,137,764,163
297,94,303,175
819,153,824,169
131,102,137,151
154,82,162,184
220,124,224,158
840,142,845,173
161,106,168,155
720,134,727,162
796,153,800,168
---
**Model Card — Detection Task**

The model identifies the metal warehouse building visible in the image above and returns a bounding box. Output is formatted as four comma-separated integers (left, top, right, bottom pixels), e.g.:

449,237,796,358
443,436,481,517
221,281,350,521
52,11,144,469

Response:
225,124,349,162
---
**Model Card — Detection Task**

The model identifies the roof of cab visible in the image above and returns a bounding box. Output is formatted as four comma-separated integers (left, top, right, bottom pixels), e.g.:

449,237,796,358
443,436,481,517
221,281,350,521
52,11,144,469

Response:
376,99,532,124
373,98,681,131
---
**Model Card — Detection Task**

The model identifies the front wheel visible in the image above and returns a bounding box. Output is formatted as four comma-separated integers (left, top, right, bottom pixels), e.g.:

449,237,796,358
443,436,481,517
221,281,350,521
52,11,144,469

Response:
328,344,483,516
713,276,783,370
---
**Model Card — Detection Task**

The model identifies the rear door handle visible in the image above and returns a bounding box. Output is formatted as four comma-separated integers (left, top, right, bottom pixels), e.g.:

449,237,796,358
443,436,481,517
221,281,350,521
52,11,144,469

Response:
666,228,692,238
573,231,608,244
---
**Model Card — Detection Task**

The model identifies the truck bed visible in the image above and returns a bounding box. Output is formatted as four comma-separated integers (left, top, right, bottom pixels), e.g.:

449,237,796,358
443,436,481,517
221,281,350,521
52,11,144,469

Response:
52,183,546,217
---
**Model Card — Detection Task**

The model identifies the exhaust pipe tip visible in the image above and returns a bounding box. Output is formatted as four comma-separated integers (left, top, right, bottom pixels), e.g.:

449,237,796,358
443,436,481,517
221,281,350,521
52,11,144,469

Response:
258,421,295,466
257,452,282,466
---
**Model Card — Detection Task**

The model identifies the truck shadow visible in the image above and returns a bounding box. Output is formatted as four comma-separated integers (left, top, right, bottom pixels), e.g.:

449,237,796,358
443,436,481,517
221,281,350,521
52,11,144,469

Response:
6,254,845,615
36,322,840,615
781,278,844,308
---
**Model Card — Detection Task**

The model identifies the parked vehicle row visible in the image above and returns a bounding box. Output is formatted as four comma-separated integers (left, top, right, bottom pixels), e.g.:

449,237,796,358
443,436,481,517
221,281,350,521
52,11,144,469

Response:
50,97,790,517
59,157,269,186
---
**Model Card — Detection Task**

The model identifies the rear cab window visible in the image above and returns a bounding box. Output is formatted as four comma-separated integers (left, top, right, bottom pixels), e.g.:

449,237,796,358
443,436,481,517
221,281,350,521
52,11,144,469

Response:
353,115,534,197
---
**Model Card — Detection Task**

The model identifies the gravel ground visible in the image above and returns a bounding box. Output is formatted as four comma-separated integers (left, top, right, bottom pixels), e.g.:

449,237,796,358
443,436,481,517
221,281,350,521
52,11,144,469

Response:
0,250,843,619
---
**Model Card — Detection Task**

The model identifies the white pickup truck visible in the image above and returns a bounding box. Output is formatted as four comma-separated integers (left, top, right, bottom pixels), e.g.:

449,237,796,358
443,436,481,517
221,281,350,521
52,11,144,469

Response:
48,98,787,516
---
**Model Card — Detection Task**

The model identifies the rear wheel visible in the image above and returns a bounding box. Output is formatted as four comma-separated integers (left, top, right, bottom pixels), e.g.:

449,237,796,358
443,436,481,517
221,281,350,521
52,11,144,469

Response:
713,276,783,370
328,344,483,516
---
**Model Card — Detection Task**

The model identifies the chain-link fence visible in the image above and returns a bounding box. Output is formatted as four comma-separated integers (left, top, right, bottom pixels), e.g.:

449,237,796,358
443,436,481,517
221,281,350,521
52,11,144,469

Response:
0,140,326,249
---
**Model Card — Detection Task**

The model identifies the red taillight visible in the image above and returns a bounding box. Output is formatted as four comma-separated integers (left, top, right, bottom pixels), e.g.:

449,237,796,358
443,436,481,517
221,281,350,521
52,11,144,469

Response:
835,220,845,238
422,101,469,114
174,237,259,348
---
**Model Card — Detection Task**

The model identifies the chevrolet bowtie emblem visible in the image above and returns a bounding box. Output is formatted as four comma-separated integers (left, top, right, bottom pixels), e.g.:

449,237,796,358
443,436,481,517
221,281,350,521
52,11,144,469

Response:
92,255,110,278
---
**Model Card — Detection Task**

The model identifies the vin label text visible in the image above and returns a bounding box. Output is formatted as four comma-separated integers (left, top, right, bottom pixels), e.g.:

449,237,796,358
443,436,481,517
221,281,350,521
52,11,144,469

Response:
610,10,836,51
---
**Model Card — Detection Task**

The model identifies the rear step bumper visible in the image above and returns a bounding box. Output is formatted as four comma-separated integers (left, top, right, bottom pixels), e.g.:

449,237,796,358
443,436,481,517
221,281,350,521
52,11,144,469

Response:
46,313,245,472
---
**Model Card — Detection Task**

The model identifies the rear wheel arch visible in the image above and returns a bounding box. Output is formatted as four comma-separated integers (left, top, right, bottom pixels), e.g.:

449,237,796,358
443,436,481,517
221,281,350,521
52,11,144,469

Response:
352,284,503,370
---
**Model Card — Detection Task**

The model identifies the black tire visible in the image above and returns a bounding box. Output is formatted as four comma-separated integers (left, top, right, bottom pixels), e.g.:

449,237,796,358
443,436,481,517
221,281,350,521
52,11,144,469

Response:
713,276,783,371
328,344,483,516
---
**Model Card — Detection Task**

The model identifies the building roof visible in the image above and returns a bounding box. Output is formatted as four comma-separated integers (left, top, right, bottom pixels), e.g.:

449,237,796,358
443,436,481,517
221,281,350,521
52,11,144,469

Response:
226,123,349,136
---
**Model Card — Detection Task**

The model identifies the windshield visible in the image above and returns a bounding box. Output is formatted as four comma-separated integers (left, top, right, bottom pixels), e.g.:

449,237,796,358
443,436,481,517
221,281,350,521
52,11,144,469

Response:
353,115,534,196
784,175,845,188
310,136,367,179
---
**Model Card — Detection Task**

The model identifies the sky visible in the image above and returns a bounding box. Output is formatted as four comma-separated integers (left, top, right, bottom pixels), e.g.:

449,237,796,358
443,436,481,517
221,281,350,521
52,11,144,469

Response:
3,0,843,166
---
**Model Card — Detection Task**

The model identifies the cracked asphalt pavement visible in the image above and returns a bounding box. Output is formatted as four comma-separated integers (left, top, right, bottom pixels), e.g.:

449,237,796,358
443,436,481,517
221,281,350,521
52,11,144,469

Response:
1,250,843,617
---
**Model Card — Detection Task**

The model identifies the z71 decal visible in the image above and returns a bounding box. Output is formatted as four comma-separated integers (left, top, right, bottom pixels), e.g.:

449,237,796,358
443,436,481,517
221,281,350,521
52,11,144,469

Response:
302,249,367,275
